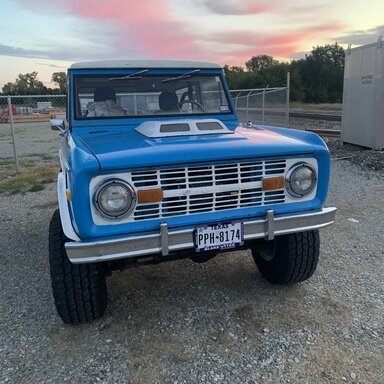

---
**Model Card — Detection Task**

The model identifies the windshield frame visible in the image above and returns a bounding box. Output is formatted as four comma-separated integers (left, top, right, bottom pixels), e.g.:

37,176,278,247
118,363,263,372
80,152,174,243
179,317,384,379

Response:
70,68,235,124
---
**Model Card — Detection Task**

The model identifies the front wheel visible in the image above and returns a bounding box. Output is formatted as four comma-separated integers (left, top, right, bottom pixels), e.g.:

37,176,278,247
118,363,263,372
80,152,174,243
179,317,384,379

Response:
49,210,108,324
251,230,320,284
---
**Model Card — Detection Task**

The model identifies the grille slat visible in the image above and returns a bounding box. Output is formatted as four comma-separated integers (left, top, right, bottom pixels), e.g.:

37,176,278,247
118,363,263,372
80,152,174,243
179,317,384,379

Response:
130,160,287,221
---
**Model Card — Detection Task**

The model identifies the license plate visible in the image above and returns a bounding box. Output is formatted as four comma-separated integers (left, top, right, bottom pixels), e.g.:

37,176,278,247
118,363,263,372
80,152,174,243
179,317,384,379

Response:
194,222,244,252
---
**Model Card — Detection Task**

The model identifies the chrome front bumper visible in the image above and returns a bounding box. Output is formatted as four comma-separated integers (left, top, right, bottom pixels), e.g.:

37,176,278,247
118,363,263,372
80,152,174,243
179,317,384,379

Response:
65,207,337,264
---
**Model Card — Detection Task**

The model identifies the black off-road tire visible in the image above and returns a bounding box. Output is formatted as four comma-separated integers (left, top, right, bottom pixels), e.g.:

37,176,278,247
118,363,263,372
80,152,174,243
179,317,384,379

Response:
49,210,108,324
251,230,320,284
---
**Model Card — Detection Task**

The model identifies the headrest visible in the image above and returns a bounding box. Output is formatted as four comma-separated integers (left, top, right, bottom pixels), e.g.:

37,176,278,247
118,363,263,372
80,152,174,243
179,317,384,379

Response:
94,87,116,103
159,91,178,111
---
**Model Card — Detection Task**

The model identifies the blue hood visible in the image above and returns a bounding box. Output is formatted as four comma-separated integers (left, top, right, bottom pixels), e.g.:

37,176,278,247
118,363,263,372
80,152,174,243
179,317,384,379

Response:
76,125,323,170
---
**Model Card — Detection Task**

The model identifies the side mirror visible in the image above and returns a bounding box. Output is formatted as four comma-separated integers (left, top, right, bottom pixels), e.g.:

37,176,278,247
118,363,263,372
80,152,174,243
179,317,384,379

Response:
50,118,66,135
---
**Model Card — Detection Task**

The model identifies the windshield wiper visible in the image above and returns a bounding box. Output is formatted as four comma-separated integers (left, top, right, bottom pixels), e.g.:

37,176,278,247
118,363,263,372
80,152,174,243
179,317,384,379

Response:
109,69,149,80
161,69,200,83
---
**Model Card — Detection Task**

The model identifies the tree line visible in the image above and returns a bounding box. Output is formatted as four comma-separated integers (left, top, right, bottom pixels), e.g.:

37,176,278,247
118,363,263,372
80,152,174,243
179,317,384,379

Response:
1,71,67,96
1,43,344,103
225,43,345,103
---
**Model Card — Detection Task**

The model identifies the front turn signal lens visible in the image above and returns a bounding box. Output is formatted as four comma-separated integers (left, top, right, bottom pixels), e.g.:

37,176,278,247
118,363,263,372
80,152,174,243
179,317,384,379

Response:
138,188,163,203
262,176,285,191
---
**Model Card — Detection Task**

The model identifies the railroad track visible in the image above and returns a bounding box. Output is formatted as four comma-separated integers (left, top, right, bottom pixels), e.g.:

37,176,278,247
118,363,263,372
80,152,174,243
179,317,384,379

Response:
289,110,342,121
305,128,341,137
237,107,342,122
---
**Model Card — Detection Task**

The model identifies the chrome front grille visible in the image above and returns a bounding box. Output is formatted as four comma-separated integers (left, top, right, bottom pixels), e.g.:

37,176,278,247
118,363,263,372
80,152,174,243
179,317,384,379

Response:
130,160,287,221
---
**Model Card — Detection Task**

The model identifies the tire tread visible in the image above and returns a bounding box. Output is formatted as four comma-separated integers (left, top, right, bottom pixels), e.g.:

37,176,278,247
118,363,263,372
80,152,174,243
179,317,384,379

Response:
49,210,107,324
252,230,320,284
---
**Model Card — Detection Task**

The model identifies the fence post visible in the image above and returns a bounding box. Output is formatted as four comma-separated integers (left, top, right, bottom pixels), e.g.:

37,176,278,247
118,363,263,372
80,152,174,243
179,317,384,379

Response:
7,96,19,173
246,92,249,121
262,90,265,124
286,72,290,126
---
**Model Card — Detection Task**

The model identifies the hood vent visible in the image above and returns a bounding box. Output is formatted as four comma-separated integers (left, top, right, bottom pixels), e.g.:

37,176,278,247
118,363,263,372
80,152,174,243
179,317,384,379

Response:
135,119,231,138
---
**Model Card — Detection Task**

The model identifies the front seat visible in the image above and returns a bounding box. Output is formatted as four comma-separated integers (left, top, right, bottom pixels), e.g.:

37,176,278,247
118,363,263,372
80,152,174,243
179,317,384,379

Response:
159,91,179,111
94,87,117,103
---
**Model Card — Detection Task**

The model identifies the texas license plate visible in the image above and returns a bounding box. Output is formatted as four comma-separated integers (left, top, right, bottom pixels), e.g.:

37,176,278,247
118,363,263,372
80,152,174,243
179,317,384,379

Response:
194,222,244,252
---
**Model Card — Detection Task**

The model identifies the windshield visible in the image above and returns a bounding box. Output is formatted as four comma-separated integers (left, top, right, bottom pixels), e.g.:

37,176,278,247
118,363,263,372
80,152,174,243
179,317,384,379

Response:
74,73,231,119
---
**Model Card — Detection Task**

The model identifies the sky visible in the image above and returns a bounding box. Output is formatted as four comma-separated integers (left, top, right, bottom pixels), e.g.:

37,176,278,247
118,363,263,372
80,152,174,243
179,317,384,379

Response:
0,0,383,89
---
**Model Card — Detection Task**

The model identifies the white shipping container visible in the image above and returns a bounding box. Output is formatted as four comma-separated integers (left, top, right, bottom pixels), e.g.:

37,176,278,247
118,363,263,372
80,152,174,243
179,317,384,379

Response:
341,37,384,150
37,101,53,111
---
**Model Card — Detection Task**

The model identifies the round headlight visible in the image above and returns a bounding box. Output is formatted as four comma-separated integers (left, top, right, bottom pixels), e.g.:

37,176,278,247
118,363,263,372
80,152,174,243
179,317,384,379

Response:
286,164,316,197
95,180,136,218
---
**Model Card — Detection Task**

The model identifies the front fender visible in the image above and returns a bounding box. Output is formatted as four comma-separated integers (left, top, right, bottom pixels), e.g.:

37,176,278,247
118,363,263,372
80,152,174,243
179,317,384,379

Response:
57,172,80,241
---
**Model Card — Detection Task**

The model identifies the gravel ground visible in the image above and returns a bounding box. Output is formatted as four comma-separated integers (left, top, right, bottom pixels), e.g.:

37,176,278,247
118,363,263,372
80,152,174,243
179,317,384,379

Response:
289,117,384,173
0,122,59,158
1,146,383,383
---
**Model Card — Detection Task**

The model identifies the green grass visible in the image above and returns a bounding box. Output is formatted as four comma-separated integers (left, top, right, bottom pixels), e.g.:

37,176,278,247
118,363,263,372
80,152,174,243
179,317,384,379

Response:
290,102,342,111
0,164,58,195
42,153,55,161
19,158,38,168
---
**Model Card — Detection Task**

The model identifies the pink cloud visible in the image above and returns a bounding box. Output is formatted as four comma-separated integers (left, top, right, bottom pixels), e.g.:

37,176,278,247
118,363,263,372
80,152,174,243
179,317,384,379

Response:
67,0,198,58
32,0,303,61
211,22,344,46
13,0,347,66
204,21,345,64
66,0,171,25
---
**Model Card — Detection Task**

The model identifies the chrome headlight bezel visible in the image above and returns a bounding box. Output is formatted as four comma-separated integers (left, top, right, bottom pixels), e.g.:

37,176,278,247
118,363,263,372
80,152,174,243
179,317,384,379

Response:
94,179,136,219
285,163,317,198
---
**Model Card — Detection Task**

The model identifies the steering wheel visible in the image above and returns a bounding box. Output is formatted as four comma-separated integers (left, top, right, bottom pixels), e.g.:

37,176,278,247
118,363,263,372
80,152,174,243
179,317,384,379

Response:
178,99,205,112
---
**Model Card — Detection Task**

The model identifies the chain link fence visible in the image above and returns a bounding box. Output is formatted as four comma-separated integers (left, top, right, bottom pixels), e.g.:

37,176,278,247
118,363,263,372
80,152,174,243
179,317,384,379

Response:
0,95,65,175
1,80,290,175
230,73,290,126
230,87,289,127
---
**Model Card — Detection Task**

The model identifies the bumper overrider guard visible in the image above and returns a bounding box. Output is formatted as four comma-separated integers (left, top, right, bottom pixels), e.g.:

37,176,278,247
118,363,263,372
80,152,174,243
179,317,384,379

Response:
65,208,337,264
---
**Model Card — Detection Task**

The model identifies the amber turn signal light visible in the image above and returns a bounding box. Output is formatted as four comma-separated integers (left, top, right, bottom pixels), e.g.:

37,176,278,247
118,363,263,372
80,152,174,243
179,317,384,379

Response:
137,188,164,203
262,176,285,191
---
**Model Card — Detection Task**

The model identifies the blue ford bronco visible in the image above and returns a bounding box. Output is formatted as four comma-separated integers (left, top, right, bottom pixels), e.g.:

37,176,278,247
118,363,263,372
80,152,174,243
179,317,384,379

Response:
49,60,336,324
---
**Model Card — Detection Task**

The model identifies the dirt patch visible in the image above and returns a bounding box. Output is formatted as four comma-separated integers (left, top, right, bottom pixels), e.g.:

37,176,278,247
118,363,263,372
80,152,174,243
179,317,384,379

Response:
0,164,59,194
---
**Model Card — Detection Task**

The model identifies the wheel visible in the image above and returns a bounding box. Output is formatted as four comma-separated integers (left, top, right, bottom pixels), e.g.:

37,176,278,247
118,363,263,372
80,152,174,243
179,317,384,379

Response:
49,210,108,324
178,99,205,112
251,230,320,284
